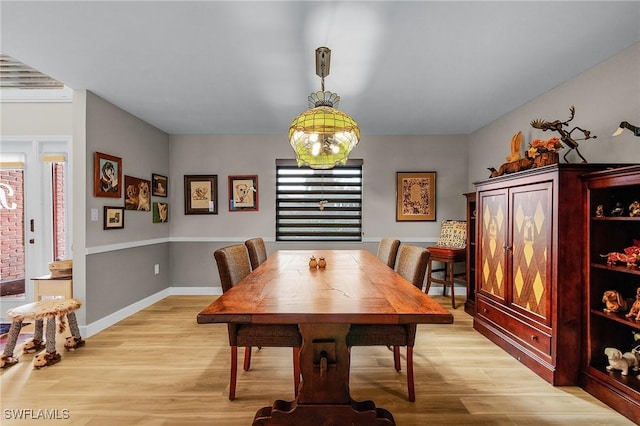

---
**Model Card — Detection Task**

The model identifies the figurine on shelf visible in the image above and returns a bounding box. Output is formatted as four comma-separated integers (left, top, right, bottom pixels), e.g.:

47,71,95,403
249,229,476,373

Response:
488,131,534,177
595,204,604,218
629,201,640,217
601,251,637,266
530,106,596,163
309,256,318,269
604,347,637,376
602,290,628,313
632,345,640,380
632,344,640,363
611,202,625,216
625,287,640,321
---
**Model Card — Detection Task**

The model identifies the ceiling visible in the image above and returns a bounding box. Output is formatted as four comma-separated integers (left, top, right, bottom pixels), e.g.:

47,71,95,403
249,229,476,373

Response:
1,1,639,136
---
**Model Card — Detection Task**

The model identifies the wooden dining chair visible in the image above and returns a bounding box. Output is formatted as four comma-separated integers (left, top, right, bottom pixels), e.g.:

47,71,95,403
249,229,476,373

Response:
347,244,430,402
376,238,401,268
425,220,467,309
214,244,302,400
244,237,268,270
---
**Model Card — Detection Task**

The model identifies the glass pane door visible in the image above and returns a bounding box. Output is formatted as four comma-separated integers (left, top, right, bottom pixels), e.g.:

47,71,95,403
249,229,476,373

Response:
0,157,26,299
0,139,69,312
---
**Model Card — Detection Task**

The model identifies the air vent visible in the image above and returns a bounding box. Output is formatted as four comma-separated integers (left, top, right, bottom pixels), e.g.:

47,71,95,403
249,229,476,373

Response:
0,54,64,89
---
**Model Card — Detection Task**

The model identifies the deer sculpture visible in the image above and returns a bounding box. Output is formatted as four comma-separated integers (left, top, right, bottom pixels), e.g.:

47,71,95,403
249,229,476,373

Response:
530,106,596,163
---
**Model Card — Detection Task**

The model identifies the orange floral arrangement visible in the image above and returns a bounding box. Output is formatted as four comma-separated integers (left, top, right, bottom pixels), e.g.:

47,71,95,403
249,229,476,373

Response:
527,137,563,158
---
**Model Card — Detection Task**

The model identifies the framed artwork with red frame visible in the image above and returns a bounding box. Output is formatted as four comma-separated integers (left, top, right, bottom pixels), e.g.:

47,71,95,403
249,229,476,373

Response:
94,152,122,198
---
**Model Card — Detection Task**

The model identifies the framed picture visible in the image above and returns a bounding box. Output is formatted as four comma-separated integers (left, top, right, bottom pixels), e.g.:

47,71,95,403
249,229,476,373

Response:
94,152,122,198
103,206,124,230
396,171,437,221
124,175,152,211
152,173,168,197
228,175,258,212
184,175,218,215
152,202,169,223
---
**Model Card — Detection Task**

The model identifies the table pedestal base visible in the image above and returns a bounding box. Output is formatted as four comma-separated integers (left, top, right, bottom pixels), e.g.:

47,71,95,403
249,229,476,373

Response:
251,323,396,425
253,399,395,425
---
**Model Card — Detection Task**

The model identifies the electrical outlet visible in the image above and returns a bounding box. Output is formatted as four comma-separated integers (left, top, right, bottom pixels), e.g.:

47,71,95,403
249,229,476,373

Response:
154,264,159,275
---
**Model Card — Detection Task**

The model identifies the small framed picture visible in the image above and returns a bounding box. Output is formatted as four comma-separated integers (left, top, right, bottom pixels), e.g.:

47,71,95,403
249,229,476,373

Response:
153,202,169,223
103,206,124,230
124,175,151,211
228,175,258,212
152,173,168,197
184,175,218,215
396,171,437,221
94,152,122,198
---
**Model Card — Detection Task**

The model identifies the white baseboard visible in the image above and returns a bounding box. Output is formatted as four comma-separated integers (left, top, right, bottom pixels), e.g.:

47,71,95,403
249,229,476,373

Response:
82,286,222,337
169,287,222,296
82,284,464,338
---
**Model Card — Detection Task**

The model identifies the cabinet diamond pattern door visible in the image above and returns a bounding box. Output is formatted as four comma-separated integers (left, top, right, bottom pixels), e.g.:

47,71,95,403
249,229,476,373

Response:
511,187,550,319
480,191,506,299
474,165,604,386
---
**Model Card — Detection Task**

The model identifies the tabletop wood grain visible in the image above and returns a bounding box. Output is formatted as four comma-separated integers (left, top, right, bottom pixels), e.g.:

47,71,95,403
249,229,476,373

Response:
197,250,453,325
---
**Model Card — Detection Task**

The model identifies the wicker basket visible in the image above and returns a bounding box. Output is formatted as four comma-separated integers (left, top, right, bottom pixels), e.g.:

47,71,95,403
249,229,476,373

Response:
49,259,72,278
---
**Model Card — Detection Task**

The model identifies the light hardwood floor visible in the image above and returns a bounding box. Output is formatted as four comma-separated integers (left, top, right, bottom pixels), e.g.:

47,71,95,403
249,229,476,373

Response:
0,295,635,425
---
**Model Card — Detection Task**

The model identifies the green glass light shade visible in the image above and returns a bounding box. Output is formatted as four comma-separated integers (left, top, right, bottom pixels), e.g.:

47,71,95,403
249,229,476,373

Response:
288,106,360,169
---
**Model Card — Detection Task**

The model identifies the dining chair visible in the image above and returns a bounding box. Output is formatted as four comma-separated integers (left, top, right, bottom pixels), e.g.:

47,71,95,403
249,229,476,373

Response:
214,244,302,400
376,238,401,268
347,244,430,402
244,237,268,270
424,220,467,309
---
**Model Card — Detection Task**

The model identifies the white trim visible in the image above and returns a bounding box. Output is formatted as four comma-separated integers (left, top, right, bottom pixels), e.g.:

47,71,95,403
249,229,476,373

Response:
169,286,221,296
86,238,170,255
0,135,72,143
82,288,169,337
168,236,438,244
85,236,439,255
0,87,73,103
168,236,262,243
81,286,222,337
363,237,438,244
78,284,460,338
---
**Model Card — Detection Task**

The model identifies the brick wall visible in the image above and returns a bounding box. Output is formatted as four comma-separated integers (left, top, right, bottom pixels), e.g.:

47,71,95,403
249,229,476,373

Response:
53,163,66,260
0,170,25,282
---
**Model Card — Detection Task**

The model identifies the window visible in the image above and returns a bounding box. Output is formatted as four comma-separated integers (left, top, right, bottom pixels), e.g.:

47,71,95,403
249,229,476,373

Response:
276,159,362,241
50,161,66,260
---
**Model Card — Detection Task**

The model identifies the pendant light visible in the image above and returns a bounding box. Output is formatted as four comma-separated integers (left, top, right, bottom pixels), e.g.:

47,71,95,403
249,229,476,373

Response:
288,47,360,169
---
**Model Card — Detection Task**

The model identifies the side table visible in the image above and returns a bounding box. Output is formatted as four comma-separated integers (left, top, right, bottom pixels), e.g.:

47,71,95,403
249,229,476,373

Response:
32,274,73,300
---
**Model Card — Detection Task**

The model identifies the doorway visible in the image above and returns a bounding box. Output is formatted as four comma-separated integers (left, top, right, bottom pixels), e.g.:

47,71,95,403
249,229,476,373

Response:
0,138,70,312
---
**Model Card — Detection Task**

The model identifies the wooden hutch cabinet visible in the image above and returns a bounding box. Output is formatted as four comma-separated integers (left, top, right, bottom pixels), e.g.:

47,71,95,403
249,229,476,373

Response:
464,192,477,316
580,165,640,423
473,164,606,385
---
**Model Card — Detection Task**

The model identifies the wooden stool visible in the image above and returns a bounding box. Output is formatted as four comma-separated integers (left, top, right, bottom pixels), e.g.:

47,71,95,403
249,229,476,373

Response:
425,247,466,309
0,299,84,369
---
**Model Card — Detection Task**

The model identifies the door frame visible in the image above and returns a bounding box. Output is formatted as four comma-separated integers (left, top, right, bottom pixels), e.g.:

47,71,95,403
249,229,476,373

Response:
0,136,71,314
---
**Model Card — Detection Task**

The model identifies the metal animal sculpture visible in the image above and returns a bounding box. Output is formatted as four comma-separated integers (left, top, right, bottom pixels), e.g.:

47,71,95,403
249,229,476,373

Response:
530,106,596,163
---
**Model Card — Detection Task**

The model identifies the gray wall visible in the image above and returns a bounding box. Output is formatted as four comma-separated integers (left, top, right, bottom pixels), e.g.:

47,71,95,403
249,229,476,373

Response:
168,134,469,240
83,91,171,323
86,243,169,322
3,42,638,329
167,134,470,288
468,42,640,188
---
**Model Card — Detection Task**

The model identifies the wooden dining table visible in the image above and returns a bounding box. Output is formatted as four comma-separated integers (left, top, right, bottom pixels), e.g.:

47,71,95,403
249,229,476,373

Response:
197,249,453,425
